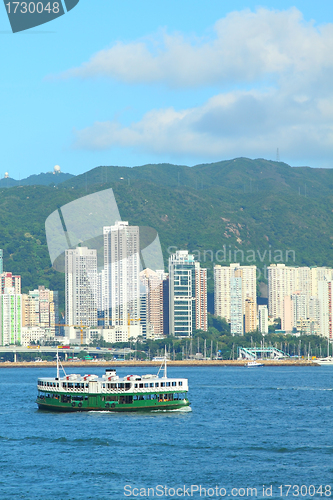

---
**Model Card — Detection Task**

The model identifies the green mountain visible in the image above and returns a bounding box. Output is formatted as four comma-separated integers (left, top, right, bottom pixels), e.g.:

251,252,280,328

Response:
0,158,332,311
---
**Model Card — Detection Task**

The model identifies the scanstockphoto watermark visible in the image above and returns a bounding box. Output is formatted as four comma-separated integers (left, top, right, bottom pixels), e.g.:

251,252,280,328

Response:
167,246,296,266
124,484,332,497
124,484,260,497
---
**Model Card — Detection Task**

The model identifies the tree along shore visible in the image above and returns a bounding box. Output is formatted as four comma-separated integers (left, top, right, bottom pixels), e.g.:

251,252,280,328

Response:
0,359,319,368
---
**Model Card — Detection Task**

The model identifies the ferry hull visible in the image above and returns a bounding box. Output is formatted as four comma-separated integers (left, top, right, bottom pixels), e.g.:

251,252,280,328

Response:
37,396,190,412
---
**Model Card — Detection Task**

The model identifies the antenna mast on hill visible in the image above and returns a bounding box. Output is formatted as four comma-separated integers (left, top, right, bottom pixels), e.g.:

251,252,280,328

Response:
276,148,280,162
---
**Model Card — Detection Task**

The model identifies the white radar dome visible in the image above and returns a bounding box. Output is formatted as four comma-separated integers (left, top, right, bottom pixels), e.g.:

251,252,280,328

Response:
54,165,61,174
4,172,9,178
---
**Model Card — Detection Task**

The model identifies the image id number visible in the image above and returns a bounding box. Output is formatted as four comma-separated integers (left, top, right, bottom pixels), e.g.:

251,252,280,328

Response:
278,485,331,496
5,2,60,14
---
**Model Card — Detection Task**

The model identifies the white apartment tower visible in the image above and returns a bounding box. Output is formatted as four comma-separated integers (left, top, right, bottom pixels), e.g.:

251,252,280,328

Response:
258,305,268,334
230,276,243,335
318,280,333,340
214,263,257,322
103,221,140,330
140,268,163,338
65,247,98,328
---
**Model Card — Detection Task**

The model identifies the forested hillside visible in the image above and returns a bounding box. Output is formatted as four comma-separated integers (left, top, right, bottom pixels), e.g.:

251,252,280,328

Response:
1,158,332,311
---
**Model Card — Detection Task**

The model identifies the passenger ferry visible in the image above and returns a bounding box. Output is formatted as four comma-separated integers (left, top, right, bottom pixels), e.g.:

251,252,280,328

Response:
36,354,190,412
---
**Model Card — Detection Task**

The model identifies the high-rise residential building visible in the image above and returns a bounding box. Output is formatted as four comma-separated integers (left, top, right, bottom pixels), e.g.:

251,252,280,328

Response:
0,287,22,345
156,270,169,335
195,262,208,331
282,296,293,332
245,297,256,333
65,247,98,328
230,275,243,335
214,265,231,321
140,268,164,339
169,251,195,337
318,280,333,339
309,296,320,323
214,263,256,322
1,272,21,295
268,265,333,322
169,251,207,337
22,286,59,336
103,221,141,334
258,305,268,334
0,249,3,274
292,292,307,327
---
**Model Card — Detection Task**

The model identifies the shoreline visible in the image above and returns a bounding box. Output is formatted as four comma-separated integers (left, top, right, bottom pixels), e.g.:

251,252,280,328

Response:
0,359,320,368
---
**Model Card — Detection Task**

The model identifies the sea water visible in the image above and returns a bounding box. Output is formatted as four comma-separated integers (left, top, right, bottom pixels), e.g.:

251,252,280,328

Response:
0,366,332,500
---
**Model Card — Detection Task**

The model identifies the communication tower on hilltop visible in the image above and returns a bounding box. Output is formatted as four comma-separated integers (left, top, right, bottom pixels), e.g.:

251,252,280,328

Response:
53,165,61,175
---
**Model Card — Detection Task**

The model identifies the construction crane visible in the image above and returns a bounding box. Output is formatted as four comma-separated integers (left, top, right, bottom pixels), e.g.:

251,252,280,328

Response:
127,313,141,340
55,322,89,345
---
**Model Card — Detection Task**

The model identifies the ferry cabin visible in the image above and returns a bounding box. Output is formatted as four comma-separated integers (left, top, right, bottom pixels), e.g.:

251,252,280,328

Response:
36,372,189,412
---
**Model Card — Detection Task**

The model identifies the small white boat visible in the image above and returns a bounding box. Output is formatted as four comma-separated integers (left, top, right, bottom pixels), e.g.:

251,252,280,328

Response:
314,357,333,366
245,361,264,368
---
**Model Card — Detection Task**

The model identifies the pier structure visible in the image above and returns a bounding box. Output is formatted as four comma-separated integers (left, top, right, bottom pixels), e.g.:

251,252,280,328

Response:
238,346,289,360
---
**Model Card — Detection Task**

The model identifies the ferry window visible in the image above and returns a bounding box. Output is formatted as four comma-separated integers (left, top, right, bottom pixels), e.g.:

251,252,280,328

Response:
166,382,170,387
102,384,105,388
150,383,154,388
85,383,89,388
135,384,138,388
111,383,116,389
133,395,138,401
57,383,59,388
144,383,148,388
161,382,165,387
63,383,67,388
47,382,49,387
118,383,124,389
172,382,176,386
101,396,105,401
125,383,130,390
155,383,159,387
139,383,143,388
179,381,183,386
151,394,157,399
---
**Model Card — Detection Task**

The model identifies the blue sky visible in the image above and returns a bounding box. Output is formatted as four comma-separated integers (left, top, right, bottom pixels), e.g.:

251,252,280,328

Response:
1,0,333,178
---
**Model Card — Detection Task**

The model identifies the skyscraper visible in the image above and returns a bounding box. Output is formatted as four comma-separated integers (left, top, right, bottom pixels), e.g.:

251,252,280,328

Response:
258,305,268,334
0,287,22,345
169,250,207,336
214,263,256,322
230,275,243,335
65,247,98,328
169,250,196,337
195,262,208,331
140,268,164,339
103,221,140,334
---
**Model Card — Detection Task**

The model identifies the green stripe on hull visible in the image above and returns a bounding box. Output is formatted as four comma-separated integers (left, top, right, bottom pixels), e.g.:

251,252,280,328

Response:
36,391,190,412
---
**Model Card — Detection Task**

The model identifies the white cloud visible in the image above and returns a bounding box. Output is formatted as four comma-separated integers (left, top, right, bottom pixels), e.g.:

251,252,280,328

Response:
60,7,333,89
73,88,333,163
65,7,333,165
